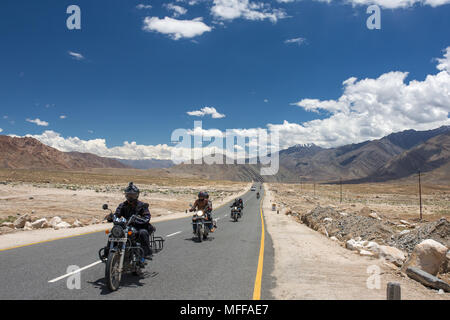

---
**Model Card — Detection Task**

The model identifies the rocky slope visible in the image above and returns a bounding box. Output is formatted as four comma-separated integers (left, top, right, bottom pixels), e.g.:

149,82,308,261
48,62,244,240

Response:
0,136,128,169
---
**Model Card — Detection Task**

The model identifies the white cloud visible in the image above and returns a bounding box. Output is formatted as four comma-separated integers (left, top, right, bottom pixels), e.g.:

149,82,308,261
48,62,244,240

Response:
60,115,67,119
436,47,450,72
332,0,450,9
284,37,307,46
136,4,152,9
211,0,287,23
164,3,188,17
0,128,3,133
280,47,450,148
264,99,269,103
20,130,174,160
187,107,226,118
26,118,49,127
68,51,85,61
142,16,212,40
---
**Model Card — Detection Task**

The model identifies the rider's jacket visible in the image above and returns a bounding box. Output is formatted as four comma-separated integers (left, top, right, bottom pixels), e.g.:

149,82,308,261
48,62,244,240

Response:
113,200,151,226
231,200,243,209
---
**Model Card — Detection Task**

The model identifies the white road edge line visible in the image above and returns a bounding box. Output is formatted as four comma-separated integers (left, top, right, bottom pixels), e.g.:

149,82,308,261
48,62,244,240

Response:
48,260,102,283
166,231,182,237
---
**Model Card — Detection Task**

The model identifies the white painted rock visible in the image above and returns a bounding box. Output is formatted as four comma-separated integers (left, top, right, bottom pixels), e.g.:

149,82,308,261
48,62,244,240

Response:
49,216,62,227
379,245,406,267
23,221,33,231
72,220,83,228
366,241,380,256
346,239,363,251
330,236,339,242
54,221,71,230
402,239,448,276
31,218,48,229
359,249,375,257
323,218,333,223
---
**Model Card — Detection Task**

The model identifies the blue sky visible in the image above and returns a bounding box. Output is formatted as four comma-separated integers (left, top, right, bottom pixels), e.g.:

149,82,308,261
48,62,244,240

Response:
0,0,449,159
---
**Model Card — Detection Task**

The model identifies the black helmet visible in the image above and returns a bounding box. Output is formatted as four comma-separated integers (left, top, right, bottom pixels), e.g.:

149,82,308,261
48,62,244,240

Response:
125,182,140,202
198,191,207,200
204,192,209,199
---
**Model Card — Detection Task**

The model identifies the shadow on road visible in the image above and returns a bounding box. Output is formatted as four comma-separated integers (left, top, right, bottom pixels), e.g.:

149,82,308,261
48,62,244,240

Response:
88,271,158,295
183,237,215,243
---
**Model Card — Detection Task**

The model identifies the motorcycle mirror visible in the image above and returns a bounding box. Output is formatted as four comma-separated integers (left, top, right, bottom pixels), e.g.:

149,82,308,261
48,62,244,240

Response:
102,204,108,210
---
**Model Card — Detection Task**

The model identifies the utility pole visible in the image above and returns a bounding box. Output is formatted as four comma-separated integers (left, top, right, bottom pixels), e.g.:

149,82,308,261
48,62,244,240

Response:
418,170,423,220
340,177,342,203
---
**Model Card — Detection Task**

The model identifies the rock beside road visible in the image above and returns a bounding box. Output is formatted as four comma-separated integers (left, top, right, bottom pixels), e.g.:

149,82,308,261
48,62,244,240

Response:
31,218,48,229
72,220,83,228
402,239,448,276
1,222,14,229
49,216,62,228
379,245,406,267
23,221,33,231
406,267,450,292
13,214,31,228
54,221,72,230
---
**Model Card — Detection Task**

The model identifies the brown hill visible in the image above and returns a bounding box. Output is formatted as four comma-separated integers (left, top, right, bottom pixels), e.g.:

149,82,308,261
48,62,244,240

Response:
364,132,450,183
0,136,128,169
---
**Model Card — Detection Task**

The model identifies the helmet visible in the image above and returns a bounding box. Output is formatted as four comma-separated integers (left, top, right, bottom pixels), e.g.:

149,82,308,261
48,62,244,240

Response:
125,182,140,202
204,192,209,199
198,191,207,200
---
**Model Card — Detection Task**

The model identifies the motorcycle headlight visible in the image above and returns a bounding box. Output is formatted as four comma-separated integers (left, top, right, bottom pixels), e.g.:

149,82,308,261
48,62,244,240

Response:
197,210,204,217
111,225,124,238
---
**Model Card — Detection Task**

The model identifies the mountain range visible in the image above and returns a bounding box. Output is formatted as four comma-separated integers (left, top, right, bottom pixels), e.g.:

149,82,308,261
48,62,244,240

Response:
0,125,448,183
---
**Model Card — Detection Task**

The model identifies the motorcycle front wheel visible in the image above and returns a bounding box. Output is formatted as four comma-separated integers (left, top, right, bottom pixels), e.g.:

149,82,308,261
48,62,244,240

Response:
197,226,203,242
105,251,122,291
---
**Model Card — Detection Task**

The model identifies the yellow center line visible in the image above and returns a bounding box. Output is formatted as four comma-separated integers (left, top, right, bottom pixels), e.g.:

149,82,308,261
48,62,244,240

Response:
252,189,265,300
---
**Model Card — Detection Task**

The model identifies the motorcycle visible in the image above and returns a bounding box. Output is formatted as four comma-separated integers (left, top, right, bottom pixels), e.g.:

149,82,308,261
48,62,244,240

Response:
230,206,241,222
256,192,260,199
192,210,213,242
99,204,164,291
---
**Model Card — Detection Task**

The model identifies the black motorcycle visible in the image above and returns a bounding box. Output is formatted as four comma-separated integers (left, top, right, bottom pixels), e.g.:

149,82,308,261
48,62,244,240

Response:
99,204,164,291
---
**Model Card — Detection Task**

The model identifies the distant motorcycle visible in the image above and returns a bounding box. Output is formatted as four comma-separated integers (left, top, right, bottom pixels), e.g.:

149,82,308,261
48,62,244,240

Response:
256,192,260,199
230,206,241,222
192,210,212,242
99,204,164,291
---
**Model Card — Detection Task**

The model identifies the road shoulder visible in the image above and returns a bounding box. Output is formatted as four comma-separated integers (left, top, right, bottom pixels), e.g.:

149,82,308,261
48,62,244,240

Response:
262,183,448,300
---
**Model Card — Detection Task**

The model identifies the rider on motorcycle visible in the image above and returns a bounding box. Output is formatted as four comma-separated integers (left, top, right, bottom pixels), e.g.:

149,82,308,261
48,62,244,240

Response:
190,191,216,232
230,198,244,215
106,182,154,259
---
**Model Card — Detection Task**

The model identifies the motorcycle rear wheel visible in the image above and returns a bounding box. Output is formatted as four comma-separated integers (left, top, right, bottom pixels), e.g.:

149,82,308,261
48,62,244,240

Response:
105,251,121,291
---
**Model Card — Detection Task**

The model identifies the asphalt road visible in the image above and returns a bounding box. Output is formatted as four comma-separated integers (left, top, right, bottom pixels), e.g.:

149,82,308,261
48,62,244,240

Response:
0,183,274,300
